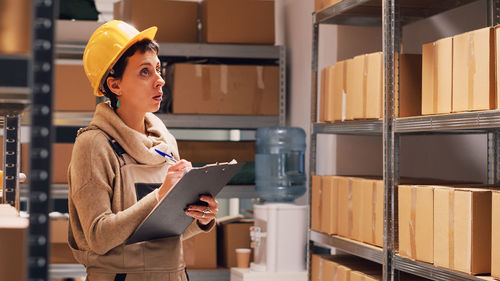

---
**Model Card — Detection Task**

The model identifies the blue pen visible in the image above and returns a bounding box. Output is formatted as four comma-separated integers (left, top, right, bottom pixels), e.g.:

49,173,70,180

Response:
155,148,177,163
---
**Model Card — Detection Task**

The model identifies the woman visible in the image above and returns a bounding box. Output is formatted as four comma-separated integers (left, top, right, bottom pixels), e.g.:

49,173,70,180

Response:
67,20,218,281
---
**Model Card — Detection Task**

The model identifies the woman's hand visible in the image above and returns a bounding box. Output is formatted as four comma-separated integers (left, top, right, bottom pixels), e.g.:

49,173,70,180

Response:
185,195,219,226
158,159,192,201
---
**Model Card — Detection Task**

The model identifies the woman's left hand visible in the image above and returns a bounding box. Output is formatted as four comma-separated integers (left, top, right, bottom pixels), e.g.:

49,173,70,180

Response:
185,195,218,225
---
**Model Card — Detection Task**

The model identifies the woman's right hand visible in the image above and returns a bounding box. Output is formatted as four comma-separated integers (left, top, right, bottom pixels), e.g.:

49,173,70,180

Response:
158,159,192,201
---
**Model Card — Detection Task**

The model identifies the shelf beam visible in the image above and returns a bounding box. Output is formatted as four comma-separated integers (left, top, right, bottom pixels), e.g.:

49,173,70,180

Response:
395,110,500,133
315,0,479,26
313,121,382,135
393,255,488,281
310,231,383,264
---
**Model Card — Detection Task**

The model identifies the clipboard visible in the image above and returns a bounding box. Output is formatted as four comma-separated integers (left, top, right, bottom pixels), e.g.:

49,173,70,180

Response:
126,161,244,244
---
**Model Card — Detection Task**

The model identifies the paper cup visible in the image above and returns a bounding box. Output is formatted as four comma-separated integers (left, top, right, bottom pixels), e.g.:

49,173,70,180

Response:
235,248,251,268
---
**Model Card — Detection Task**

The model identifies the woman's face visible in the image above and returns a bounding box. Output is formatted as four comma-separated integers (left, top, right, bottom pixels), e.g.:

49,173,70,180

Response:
116,50,164,114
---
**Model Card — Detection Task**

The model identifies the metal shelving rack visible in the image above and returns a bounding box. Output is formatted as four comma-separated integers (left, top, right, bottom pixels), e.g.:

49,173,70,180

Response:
308,1,500,281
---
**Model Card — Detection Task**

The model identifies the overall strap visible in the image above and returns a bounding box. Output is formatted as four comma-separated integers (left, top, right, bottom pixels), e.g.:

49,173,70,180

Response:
77,125,133,166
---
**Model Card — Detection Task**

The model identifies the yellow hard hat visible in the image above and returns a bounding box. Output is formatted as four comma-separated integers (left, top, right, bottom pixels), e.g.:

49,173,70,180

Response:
83,20,157,96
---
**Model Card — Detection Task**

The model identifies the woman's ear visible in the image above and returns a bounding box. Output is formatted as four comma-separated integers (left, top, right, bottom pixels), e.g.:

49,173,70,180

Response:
106,76,121,96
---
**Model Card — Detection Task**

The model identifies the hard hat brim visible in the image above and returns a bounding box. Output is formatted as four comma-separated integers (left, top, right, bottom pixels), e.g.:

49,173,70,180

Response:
94,26,158,96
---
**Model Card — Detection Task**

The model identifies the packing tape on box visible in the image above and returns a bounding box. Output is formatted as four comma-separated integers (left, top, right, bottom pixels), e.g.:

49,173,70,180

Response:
409,186,417,259
467,32,476,110
254,66,265,114
371,181,377,244
348,178,354,238
202,66,211,101
433,42,439,114
195,64,202,77
220,65,228,95
448,189,455,269
363,54,368,118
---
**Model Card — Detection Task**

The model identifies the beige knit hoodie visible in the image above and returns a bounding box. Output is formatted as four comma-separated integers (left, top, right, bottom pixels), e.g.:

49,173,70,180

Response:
67,102,211,276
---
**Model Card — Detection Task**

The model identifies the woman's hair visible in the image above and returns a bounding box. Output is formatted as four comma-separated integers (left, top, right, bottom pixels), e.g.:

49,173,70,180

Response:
102,39,160,109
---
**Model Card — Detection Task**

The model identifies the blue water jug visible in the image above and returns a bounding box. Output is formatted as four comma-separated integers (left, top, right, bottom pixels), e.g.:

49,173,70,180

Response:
255,127,306,202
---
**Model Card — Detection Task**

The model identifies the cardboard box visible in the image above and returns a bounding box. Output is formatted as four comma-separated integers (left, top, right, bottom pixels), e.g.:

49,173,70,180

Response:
452,27,495,112
337,176,363,241
361,179,383,247
55,20,101,42
315,0,342,12
351,271,381,281
0,0,31,54
172,63,279,115
366,53,383,119
50,218,78,264
177,141,255,163
324,66,336,122
332,61,347,122
492,190,500,278
346,56,364,120
202,0,274,44
311,254,321,281
398,185,433,264
422,37,453,115
319,67,328,122
21,143,74,184
116,0,199,43
321,176,338,235
217,220,253,268
398,54,422,117
55,62,96,111
364,52,421,118
0,205,28,281
434,187,491,274
497,26,500,110
311,175,322,232
337,177,353,238
183,227,217,269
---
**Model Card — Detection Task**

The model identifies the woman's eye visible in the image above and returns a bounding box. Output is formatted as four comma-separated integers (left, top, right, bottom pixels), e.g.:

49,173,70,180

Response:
140,68,150,76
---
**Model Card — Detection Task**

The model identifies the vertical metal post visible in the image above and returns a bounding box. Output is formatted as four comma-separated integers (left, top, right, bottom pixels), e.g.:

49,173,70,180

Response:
487,0,500,26
383,0,401,280
279,45,287,126
307,19,320,281
29,0,56,280
487,1,500,186
3,115,21,209
487,131,500,184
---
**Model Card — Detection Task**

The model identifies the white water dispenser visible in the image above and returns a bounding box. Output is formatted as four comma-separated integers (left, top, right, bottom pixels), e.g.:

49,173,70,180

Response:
250,203,307,272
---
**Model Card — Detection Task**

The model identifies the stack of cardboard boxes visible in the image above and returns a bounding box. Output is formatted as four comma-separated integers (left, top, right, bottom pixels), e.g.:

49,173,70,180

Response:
399,184,498,276
311,175,384,247
319,25,500,122
319,52,422,122
113,0,278,116
422,26,496,114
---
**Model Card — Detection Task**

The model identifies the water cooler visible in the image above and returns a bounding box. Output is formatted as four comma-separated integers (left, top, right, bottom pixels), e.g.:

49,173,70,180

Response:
230,127,308,281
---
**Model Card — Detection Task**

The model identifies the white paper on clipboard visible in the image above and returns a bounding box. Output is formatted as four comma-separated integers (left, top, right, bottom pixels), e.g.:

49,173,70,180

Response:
126,160,244,244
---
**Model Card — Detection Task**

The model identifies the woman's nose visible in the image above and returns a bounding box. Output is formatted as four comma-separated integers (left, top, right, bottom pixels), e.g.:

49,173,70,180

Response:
154,72,165,88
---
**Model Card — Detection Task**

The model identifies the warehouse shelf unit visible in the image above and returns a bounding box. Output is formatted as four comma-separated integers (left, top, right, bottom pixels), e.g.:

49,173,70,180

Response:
308,1,500,281
54,41,286,128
